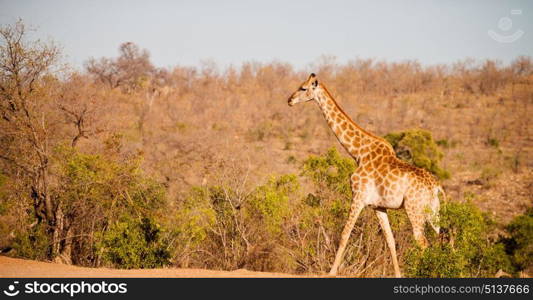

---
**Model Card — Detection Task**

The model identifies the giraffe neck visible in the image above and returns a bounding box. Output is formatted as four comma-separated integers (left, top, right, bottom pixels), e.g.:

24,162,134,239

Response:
314,85,394,164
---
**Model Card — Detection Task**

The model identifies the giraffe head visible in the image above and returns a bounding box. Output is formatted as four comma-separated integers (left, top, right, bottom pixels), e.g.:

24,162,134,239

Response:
288,73,319,106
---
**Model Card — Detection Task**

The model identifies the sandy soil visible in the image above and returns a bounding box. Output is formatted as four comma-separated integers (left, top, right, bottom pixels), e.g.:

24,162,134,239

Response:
0,256,302,278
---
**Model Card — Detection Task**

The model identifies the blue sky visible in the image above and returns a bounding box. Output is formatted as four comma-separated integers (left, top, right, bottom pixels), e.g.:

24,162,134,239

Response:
1,0,532,70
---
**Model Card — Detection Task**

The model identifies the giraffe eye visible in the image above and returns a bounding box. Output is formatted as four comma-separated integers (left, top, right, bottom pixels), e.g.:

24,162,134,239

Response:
299,87,307,91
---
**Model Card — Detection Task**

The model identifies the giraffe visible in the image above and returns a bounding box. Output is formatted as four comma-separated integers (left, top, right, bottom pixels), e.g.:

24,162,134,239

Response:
287,73,444,277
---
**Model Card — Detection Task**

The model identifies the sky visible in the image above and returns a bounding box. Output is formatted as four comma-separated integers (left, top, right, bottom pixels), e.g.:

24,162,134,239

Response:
1,0,532,70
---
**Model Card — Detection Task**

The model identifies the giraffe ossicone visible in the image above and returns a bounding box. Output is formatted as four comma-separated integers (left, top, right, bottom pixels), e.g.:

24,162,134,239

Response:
288,73,444,278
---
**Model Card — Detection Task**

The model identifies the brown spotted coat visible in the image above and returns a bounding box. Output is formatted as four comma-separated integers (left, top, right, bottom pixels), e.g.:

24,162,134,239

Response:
288,73,444,277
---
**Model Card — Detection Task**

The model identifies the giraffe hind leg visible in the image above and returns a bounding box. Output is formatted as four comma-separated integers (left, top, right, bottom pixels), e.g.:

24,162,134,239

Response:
428,188,441,235
428,215,440,235
412,219,429,249
404,194,430,249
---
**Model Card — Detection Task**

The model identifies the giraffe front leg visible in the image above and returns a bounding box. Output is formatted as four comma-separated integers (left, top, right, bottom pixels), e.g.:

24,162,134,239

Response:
375,209,402,278
329,196,365,276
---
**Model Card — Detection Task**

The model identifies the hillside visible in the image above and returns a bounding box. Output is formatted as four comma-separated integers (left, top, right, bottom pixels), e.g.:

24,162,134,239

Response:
0,21,531,277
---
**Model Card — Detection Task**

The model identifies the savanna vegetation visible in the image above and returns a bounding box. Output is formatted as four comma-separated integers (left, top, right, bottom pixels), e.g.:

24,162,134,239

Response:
0,21,531,277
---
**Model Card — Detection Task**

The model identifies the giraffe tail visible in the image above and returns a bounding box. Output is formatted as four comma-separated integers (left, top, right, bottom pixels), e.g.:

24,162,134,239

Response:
437,185,447,203
429,186,446,235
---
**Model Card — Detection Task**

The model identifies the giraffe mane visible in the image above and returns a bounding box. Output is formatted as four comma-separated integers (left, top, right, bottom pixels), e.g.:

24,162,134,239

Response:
320,84,395,153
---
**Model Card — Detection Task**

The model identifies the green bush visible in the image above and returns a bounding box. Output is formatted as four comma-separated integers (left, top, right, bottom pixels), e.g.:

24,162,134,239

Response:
97,216,170,269
176,187,217,244
487,138,500,148
22,145,170,267
502,208,533,272
180,185,248,269
11,224,50,261
405,201,512,277
405,244,465,277
170,186,216,266
301,147,356,197
56,146,166,218
248,175,299,235
299,147,358,236
170,174,300,271
436,139,450,148
384,129,450,179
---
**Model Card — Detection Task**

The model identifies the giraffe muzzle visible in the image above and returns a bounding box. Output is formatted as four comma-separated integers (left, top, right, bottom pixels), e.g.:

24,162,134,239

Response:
288,99,295,106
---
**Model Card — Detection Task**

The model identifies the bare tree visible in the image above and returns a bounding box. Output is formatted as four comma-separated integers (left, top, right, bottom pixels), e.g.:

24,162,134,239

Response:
85,57,121,89
0,20,62,253
56,73,104,147
85,42,155,92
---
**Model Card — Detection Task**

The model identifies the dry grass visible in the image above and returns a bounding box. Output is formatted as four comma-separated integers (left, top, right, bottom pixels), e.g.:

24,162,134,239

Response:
106,58,532,223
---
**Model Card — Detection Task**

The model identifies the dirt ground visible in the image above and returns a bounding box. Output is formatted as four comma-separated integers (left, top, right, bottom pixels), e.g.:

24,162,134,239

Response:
0,256,303,278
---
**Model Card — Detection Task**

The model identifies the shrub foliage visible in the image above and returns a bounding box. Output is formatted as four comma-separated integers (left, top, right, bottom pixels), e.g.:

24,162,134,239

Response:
405,201,512,277
384,129,451,179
